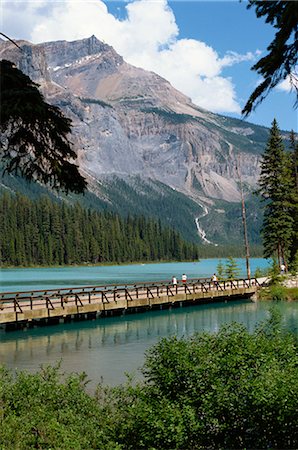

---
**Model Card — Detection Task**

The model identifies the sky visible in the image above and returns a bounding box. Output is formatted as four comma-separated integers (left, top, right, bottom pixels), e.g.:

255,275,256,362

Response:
1,0,297,131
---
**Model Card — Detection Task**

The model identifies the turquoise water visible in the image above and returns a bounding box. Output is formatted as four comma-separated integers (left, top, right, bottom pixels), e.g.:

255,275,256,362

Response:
0,258,270,292
0,298,297,389
2,258,288,390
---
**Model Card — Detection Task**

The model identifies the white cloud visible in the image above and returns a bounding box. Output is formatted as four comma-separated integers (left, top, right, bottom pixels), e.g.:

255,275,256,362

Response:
277,73,298,93
255,71,298,94
221,50,261,68
1,0,258,114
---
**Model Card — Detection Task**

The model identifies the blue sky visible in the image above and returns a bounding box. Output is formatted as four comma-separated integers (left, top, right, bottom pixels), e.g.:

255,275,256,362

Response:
2,0,297,131
168,1,297,132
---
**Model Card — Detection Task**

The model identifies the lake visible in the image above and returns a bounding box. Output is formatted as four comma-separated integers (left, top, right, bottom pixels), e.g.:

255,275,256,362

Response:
0,299,297,390
0,258,270,292
2,258,292,390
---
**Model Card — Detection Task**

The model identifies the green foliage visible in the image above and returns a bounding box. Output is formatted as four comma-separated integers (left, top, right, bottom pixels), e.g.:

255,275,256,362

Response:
224,256,241,279
289,130,298,265
0,167,266,253
100,176,202,243
0,364,116,449
101,312,298,449
1,314,298,449
0,174,265,259
258,119,295,267
267,284,288,301
216,259,224,279
269,258,283,285
290,250,298,275
0,169,203,243
200,195,264,246
0,193,199,266
243,1,298,116
0,60,86,193
259,260,289,301
260,286,298,301
287,287,298,301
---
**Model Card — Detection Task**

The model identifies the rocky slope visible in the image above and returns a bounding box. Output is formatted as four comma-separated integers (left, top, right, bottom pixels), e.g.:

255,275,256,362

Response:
0,36,272,244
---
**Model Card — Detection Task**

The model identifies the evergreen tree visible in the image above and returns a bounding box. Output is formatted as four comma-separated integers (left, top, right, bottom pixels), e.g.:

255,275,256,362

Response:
0,194,200,267
290,251,298,275
225,256,240,280
269,258,283,285
0,60,86,193
243,1,298,116
216,260,224,280
258,119,294,269
289,130,298,268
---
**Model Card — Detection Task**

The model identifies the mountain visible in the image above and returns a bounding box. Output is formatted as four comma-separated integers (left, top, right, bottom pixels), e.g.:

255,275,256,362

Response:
0,35,274,247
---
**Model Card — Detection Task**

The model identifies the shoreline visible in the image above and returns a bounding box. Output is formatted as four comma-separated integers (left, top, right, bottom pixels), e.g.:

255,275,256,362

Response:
0,256,267,271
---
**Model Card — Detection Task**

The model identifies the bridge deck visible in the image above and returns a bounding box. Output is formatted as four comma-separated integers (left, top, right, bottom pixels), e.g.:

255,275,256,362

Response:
0,278,261,327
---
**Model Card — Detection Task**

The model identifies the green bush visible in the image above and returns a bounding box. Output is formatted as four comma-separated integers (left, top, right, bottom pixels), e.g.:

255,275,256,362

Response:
286,287,298,301
289,250,298,275
268,284,288,301
268,258,283,285
1,312,297,449
0,364,117,449
100,311,298,449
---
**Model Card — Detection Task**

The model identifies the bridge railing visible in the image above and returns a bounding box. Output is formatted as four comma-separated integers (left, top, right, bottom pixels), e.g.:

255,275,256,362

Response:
0,278,260,314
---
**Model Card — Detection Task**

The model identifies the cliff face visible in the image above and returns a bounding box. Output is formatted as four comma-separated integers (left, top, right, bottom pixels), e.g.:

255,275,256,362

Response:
0,36,269,243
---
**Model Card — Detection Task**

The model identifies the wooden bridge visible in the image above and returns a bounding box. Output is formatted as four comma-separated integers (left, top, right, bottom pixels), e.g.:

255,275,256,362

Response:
0,277,263,329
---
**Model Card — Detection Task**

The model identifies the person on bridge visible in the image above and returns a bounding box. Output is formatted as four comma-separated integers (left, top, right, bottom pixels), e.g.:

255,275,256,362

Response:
172,276,177,286
181,274,187,283
211,273,218,287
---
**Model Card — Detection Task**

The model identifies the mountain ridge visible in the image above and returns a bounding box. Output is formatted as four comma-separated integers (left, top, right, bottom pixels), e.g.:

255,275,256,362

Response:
0,35,274,245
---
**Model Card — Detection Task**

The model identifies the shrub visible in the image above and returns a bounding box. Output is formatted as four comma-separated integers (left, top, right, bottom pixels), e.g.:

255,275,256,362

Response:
1,313,298,449
0,364,116,449
268,258,283,285
268,284,288,301
100,311,298,449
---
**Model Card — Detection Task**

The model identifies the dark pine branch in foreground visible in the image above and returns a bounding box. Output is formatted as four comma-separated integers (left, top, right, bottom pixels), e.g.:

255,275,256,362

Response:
0,60,86,194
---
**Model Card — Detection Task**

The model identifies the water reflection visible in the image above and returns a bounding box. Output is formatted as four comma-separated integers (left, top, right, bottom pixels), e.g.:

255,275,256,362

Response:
0,300,297,389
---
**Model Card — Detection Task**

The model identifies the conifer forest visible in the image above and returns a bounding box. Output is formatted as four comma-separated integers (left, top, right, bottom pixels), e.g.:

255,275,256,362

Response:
0,193,200,266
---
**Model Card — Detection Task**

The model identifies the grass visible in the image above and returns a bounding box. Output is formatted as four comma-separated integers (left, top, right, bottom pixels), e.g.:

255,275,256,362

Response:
259,285,298,301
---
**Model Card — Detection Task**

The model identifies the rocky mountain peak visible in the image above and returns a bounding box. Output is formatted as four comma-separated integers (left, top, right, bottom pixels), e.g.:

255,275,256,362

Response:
0,36,270,244
40,35,122,71
0,39,50,81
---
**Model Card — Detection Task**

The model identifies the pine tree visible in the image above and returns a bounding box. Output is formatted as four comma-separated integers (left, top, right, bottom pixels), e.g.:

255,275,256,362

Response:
289,130,298,268
0,193,201,266
243,1,298,116
216,260,224,280
225,256,240,280
0,60,86,194
258,119,294,269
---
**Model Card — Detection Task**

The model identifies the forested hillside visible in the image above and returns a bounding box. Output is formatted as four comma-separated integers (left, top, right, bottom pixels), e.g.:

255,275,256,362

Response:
0,194,200,266
0,170,204,243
